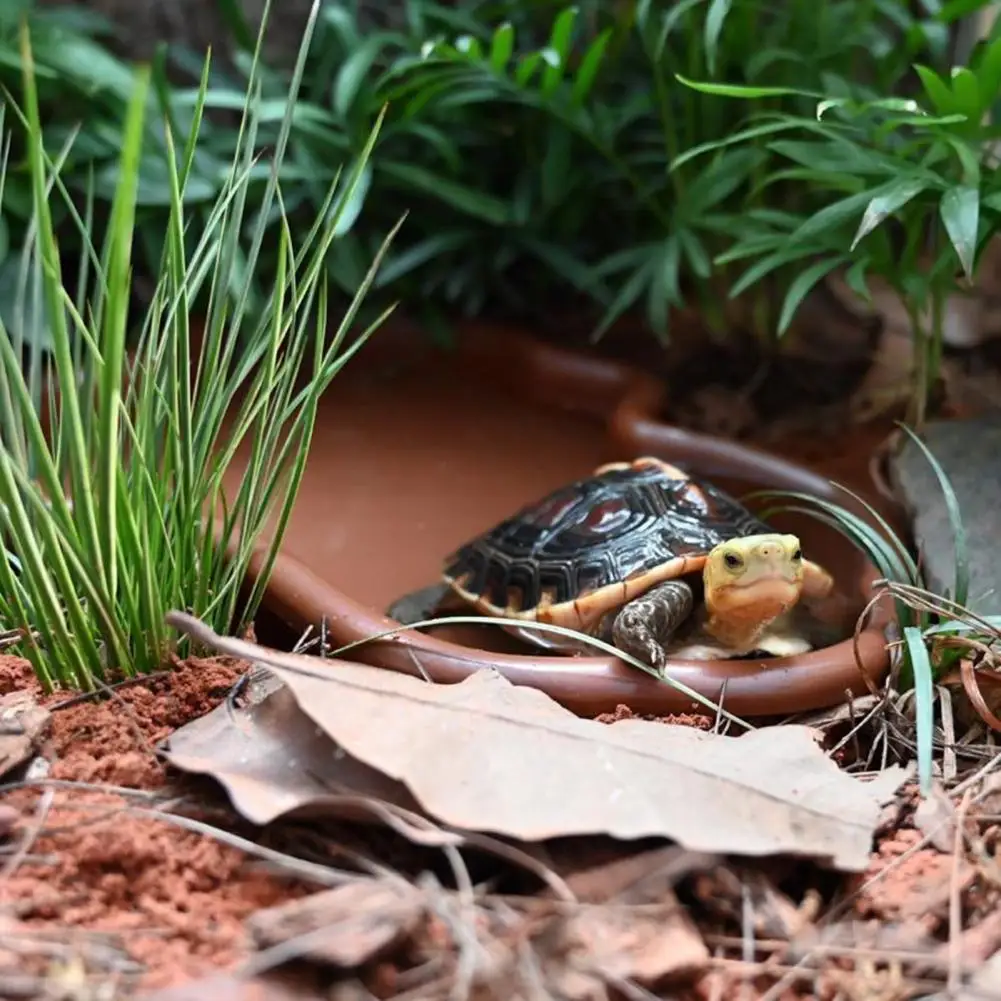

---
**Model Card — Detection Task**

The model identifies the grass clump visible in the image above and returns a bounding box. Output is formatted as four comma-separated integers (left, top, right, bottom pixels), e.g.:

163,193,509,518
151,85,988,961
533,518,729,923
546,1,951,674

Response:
759,426,981,795
0,0,398,692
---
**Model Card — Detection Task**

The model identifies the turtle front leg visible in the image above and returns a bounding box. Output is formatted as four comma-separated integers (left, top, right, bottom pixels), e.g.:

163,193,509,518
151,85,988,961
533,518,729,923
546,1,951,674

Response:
609,580,694,672
387,583,455,625
799,558,852,626
802,559,835,600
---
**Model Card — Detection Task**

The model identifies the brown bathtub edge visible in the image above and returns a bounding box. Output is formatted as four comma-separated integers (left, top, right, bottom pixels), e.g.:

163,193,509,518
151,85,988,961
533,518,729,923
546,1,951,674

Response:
238,321,901,719
248,544,889,719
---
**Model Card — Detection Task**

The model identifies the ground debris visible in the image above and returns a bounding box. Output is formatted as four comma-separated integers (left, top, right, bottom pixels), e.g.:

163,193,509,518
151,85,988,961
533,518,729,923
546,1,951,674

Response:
0,690,51,781
0,650,302,996
140,969,331,1000
0,918,145,999
245,881,714,1000
245,877,426,967
166,613,906,872
554,844,721,904
0,801,19,837
544,897,710,989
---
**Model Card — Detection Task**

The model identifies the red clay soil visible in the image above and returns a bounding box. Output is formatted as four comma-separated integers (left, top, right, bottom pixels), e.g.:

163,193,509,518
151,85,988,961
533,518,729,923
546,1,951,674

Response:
1,648,995,1000
0,653,308,993
595,703,714,730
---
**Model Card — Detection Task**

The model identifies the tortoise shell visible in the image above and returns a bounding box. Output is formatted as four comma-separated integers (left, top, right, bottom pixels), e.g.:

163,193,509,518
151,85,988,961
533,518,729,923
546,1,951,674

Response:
442,456,772,633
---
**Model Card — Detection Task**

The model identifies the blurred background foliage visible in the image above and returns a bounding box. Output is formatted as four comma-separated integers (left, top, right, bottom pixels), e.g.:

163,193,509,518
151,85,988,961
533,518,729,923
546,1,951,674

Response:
0,0,996,355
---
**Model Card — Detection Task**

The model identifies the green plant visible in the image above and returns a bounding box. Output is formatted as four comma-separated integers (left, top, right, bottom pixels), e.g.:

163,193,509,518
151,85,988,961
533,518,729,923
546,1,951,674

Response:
677,24,1001,426
757,426,973,795
371,0,977,341
0,0,398,691
5,1,987,351
0,2,142,346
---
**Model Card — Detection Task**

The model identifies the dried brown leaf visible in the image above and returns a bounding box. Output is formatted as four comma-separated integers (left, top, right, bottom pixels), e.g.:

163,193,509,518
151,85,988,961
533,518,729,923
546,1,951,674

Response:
162,682,420,825
167,614,906,872
245,879,425,967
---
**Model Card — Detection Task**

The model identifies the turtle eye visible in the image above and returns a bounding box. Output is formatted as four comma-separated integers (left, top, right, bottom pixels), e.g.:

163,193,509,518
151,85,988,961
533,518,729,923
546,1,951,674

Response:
723,552,743,570
791,548,802,561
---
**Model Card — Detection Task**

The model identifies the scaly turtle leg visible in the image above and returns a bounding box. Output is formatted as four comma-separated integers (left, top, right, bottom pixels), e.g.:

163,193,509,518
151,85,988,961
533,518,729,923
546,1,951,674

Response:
802,559,835,600
799,558,852,625
386,583,455,625
609,579,694,671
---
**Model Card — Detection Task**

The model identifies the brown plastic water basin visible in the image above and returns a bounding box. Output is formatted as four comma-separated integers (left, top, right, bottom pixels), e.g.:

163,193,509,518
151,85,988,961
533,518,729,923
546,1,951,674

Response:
233,322,896,719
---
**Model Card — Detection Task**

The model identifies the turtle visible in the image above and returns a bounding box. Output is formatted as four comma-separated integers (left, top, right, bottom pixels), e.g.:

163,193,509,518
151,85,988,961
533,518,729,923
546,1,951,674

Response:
388,456,838,670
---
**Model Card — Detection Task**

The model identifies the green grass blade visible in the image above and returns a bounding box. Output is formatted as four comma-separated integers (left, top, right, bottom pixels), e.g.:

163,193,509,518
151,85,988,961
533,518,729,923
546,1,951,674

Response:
896,423,968,608
903,624,935,796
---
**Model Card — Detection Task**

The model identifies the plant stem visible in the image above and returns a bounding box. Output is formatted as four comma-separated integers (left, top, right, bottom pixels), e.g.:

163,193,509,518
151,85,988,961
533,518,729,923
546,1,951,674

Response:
905,297,929,430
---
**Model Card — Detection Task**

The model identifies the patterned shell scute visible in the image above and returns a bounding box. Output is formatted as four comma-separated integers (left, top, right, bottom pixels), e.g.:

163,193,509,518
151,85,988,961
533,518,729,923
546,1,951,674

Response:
444,463,772,611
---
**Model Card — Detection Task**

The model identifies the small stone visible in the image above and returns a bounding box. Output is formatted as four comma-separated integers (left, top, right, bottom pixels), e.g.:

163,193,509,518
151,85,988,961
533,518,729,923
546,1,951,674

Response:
888,416,1001,616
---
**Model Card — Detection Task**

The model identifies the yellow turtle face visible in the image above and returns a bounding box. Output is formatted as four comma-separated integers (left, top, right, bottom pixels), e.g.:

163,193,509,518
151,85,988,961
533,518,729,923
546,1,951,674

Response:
702,533,804,623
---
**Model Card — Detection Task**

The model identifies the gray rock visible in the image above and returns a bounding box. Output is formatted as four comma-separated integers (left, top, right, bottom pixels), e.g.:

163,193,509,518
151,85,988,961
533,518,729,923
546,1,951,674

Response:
887,416,1001,615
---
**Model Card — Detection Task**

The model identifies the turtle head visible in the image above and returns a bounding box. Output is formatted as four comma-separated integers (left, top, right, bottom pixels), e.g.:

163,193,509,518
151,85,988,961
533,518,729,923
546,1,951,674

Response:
701,533,805,651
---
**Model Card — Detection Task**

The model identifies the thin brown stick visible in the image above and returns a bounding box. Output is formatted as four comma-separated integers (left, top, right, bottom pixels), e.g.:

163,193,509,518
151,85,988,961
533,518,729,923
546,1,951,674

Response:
0,787,54,882
46,671,172,712
948,788,974,995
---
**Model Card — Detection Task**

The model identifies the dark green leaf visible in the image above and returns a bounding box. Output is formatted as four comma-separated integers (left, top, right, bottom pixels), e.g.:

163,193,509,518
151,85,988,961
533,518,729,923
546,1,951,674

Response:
768,139,898,177
677,228,711,278
950,66,981,121
333,37,385,117
903,625,934,796
330,161,373,237
940,185,979,278
380,162,511,224
729,246,816,299
592,244,658,279
788,189,876,246
654,0,705,54
844,257,873,302
715,236,790,268
454,34,484,60
320,4,360,48
661,237,682,303
489,22,515,71
778,256,850,335
976,36,1001,108
682,149,763,216
374,232,468,287
676,74,816,99
515,50,543,86
571,27,611,105
520,236,609,301
937,0,995,22
592,260,654,342
646,266,670,339
941,135,981,185
547,6,578,61
703,0,732,77
670,118,803,172
851,179,928,250
914,64,955,115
